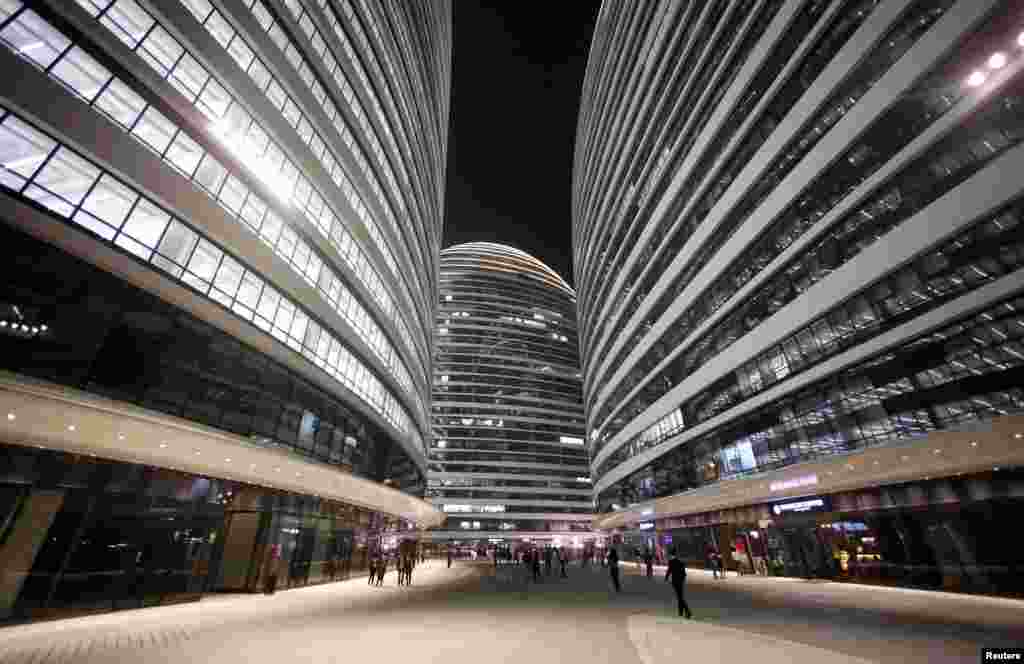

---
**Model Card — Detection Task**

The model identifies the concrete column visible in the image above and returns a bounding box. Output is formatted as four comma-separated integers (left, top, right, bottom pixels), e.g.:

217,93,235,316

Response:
0,490,65,618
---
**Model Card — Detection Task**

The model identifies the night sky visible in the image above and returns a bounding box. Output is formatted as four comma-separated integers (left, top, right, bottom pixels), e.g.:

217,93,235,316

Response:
442,3,600,287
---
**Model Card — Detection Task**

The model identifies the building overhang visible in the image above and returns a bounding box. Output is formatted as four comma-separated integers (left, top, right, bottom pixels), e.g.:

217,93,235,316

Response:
0,371,445,528
594,414,1024,531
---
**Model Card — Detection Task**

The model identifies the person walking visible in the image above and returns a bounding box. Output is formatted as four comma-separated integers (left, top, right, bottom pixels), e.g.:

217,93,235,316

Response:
607,547,621,592
531,550,542,582
368,555,378,585
376,554,388,586
644,550,654,578
559,548,568,578
665,548,693,619
447,548,453,569
406,555,414,586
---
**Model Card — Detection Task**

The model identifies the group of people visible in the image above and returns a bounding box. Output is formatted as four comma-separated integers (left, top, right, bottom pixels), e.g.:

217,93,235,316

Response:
367,552,420,587
513,546,570,582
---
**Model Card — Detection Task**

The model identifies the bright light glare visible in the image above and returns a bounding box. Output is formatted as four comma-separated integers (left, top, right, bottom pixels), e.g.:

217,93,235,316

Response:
1018,31,1024,48
967,71,987,87
988,52,1007,69
210,121,293,205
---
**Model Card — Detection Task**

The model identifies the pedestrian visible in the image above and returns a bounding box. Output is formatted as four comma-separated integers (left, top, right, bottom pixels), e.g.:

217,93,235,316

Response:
559,548,568,578
531,550,542,582
447,549,452,568
544,547,552,576
665,548,693,619
644,550,654,578
405,555,414,585
607,547,621,592
368,555,377,585
376,554,387,586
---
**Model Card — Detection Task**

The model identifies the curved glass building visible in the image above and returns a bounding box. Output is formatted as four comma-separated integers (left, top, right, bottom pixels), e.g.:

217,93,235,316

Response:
427,243,593,549
575,0,1024,586
0,0,448,619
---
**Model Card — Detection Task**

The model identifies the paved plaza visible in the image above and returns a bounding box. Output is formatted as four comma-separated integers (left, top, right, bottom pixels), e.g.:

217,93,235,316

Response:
0,560,1021,664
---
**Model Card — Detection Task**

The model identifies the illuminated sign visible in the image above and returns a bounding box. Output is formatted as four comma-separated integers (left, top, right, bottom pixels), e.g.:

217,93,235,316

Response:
770,475,818,492
772,498,826,515
639,522,655,530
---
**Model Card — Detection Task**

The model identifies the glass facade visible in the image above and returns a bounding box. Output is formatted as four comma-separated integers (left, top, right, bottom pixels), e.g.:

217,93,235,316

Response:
0,0,449,622
573,0,1024,512
428,243,593,543
0,442,418,622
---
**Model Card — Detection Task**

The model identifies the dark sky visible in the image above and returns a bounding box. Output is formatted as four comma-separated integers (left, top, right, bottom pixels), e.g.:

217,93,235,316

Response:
442,3,600,286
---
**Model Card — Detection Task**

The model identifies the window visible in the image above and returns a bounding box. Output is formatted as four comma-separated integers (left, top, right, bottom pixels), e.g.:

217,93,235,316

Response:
51,47,112,102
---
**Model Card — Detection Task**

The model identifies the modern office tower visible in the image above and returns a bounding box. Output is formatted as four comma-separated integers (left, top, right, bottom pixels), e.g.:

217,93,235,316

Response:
573,0,1024,588
0,0,448,619
426,243,594,552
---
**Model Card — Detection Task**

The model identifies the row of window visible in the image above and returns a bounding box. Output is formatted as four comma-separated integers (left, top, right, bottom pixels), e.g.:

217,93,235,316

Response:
0,104,420,447
0,7,431,418
0,222,422,486
581,0,939,393
577,0,781,309
590,3,1019,434
169,0,407,299
592,57,1024,460
70,0,429,379
213,0,427,316
599,292,1024,506
596,192,1024,479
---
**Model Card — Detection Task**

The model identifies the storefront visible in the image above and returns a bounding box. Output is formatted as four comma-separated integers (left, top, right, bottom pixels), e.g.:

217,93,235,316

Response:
0,443,424,623
652,470,1024,595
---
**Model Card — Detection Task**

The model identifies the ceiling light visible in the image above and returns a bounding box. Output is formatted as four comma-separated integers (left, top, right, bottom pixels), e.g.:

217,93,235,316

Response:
225,458,232,463
67,425,75,431
275,467,281,472
873,460,879,465
118,433,125,440
1018,31,1024,48
6,413,14,420
1015,433,1023,439
994,466,1000,471
40,325,47,331
0,321,6,327
967,71,987,87
971,441,978,447
901,456,909,462
933,449,941,454
159,443,168,448
194,450,201,455
989,52,1008,69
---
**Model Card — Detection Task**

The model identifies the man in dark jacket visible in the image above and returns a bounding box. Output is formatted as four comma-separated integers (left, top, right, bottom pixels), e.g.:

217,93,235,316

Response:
607,547,621,592
665,548,693,618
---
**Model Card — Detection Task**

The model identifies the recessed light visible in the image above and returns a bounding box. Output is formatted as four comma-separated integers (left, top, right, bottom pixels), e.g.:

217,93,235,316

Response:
994,466,1000,471
1015,433,1023,439
194,450,201,455
873,460,879,465
6,413,14,420
971,441,978,447
989,52,1008,69
159,443,168,448
225,458,232,463
901,456,909,462
67,425,75,431
118,433,125,440
967,71,987,87
933,449,941,454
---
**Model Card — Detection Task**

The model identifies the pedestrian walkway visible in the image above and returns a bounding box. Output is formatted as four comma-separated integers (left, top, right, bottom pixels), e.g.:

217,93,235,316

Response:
0,559,1020,664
